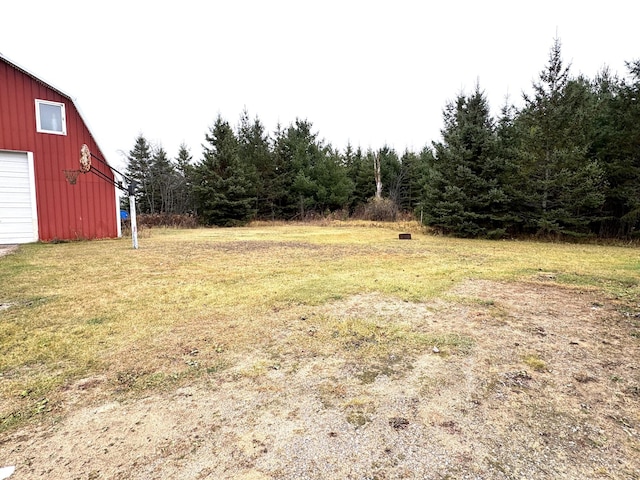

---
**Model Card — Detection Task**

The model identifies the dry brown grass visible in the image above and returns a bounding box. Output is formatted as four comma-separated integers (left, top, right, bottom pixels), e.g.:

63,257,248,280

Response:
1,223,639,478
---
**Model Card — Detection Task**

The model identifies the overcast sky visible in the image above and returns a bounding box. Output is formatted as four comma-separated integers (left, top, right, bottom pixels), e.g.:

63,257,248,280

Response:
2,1,638,171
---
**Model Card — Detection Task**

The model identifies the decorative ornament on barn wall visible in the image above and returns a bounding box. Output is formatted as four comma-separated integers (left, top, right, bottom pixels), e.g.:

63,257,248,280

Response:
79,143,91,172
62,144,139,249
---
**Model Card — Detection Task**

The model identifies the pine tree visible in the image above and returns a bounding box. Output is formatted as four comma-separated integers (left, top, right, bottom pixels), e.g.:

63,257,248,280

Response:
590,62,640,237
237,110,274,219
125,134,154,214
149,146,179,213
272,119,324,218
378,146,401,205
345,146,375,212
312,147,354,212
422,86,508,237
174,143,195,214
398,149,429,212
270,123,295,218
193,115,256,226
518,38,605,236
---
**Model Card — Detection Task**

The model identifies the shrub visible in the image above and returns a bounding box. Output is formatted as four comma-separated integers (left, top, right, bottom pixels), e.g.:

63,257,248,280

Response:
359,197,398,222
123,213,199,229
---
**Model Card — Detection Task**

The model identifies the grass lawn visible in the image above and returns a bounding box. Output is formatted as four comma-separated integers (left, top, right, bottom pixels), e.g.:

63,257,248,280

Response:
1,221,639,478
1,222,638,430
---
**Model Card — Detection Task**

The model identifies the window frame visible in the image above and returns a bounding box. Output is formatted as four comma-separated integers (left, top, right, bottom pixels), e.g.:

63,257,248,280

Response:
35,99,67,135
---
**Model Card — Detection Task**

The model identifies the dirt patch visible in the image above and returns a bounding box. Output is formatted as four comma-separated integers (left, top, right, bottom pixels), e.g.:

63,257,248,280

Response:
0,246,18,314
0,245,17,258
1,280,639,479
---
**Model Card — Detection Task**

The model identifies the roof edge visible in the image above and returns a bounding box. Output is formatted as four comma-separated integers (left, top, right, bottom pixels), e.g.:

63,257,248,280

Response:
0,52,115,171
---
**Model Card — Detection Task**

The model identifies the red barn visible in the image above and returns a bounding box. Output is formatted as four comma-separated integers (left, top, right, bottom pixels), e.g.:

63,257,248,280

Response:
0,53,120,243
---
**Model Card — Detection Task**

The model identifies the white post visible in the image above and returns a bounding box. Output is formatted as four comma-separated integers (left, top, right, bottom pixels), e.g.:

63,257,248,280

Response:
129,194,139,249
374,152,382,200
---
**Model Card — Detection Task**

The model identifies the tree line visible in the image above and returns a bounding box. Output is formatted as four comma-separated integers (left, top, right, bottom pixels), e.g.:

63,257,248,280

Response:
124,39,640,239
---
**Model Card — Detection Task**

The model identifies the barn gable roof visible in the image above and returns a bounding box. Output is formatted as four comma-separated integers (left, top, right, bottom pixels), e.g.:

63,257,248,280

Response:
0,52,114,170
0,52,73,100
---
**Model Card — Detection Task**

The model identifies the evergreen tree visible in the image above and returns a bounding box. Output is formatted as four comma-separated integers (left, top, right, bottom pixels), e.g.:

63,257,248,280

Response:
237,109,274,219
124,134,154,214
493,97,530,233
268,119,354,217
422,85,508,237
270,122,295,218
193,115,256,226
517,39,605,236
149,146,179,213
272,119,324,218
590,62,640,236
312,147,354,212
174,143,196,214
346,146,375,211
398,148,430,212
378,146,401,204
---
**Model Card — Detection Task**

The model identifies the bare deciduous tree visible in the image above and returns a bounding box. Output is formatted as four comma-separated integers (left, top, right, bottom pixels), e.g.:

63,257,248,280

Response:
374,152,382,199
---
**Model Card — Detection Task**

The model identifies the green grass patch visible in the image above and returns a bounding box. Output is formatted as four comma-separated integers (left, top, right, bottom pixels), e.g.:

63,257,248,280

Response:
522,353,547,372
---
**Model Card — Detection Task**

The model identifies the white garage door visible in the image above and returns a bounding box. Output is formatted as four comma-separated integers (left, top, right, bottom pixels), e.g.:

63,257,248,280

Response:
0,150,38,244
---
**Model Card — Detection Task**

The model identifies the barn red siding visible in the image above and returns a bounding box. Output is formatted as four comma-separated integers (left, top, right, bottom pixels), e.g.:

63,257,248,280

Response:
0,58,117,241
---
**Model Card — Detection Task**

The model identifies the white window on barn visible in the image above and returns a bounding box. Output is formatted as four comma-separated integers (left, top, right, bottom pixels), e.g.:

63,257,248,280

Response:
35,99,66,135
